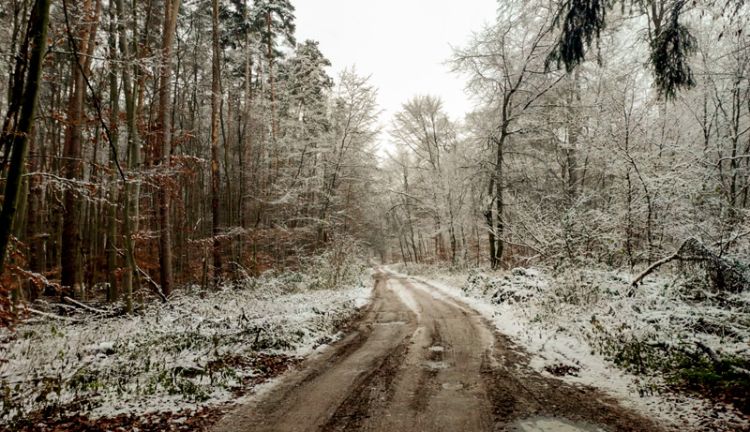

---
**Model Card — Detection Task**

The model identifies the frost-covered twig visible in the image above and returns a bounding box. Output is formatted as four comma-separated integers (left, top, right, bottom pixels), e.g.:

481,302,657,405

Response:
136,265,169,302
62,296,108,315
25,307,80,322
631,239,690,286
714,229,750,252
630,238,729,287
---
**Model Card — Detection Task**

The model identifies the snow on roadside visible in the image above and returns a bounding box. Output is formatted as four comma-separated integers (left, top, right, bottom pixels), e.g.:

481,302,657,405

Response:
0,270,373,427
387,264,749,432
389,279,421,316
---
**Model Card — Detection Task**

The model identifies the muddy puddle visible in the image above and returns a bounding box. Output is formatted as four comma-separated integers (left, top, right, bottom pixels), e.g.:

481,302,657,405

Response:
510,417,606,432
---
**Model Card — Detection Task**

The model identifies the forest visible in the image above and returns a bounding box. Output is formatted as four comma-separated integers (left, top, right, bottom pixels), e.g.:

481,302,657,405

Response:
0,0,749,431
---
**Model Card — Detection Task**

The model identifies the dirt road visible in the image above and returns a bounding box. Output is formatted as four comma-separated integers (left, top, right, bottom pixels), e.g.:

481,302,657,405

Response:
213,269,664,432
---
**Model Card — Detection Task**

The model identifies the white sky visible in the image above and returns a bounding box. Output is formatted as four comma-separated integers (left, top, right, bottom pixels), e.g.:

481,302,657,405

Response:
294,1,498,148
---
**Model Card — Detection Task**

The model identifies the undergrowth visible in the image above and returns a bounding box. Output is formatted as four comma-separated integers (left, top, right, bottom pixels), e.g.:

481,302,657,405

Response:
0,257,370,427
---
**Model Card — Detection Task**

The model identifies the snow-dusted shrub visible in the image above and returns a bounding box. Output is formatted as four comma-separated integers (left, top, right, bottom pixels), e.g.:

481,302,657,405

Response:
463,269,540,305
298,237,368,290
424,264,750,417
670,239,750,294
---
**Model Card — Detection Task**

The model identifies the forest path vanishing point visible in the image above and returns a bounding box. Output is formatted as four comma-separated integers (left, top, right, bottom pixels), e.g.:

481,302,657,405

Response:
213,268,664,432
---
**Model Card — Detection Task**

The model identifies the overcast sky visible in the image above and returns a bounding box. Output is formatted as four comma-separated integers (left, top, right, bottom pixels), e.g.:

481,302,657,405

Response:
294,1,498,148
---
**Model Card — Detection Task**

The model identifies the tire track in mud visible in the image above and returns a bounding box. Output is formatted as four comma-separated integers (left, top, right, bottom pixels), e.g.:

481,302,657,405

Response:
321,334,411,431
410,322,443,412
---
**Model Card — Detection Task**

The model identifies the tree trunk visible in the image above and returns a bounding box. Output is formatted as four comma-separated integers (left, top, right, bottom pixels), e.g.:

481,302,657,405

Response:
266,11,278,142
0,0,51,273
241,0,253,232
566,69,581,200
494,135,505,267
211,0,222,286
116,0,140,311
61,0,98,297
485,192,496,270
26,131,45,301
106,2,120,302
154,0,182,296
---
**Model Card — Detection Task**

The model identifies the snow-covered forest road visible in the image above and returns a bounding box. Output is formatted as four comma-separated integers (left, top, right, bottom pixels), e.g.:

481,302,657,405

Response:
213,269,662,432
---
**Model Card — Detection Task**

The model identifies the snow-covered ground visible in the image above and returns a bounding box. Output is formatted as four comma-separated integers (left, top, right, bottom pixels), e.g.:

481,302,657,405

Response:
0,270,372,427
388,264,750,432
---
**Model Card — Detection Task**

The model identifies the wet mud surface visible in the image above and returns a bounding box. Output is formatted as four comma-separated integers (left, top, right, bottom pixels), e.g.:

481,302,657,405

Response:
213,269,664,432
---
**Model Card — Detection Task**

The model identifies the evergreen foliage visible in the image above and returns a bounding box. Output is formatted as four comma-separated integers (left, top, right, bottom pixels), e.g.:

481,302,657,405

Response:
547,0,609,72
648,3,696,99
548,0,744,98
